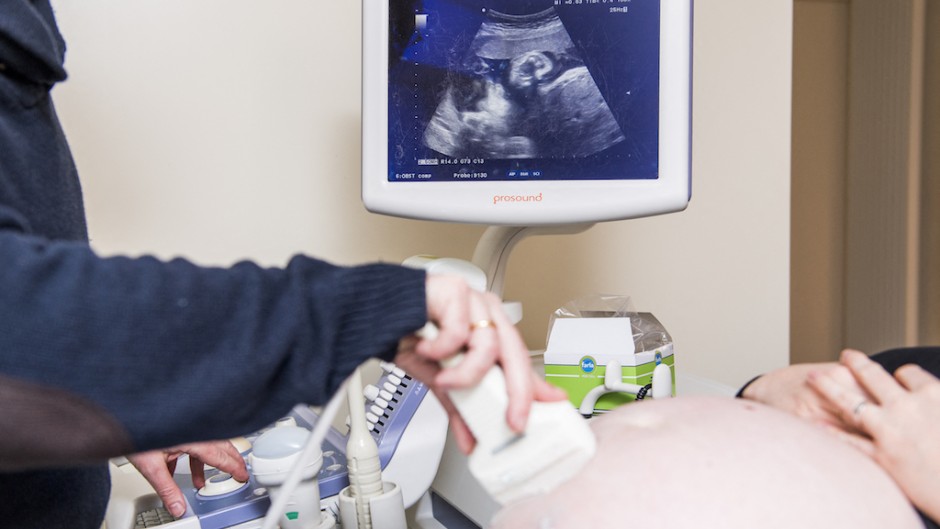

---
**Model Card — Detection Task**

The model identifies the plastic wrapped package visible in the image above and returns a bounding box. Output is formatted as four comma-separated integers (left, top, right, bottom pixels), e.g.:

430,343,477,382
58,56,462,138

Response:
544,295,675,413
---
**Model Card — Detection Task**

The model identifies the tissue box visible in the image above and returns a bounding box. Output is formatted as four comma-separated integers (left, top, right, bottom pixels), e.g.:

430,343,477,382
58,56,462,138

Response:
543,313,675,411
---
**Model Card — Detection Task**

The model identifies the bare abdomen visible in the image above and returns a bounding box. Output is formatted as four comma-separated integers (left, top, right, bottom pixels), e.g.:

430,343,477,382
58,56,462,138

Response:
491,396,922,529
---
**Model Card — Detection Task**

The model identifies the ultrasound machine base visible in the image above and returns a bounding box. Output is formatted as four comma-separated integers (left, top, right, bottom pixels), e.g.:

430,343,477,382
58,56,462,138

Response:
105,361,447,529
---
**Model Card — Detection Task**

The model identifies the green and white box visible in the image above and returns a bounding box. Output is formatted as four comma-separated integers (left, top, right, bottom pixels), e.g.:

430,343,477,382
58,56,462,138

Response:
544,315,675,412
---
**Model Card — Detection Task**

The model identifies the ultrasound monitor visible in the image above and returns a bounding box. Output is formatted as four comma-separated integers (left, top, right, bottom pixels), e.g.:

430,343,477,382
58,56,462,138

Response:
362,0,692,225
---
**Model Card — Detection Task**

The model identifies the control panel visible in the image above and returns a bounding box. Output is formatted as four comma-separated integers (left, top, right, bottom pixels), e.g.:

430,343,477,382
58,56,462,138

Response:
106,361,442,529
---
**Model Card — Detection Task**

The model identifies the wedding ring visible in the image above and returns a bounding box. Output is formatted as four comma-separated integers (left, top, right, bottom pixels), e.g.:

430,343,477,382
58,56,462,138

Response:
470,319,495,331
852,400,870,416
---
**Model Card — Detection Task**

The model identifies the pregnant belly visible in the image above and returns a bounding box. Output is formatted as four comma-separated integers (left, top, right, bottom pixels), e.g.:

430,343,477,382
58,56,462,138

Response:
490,396,922,529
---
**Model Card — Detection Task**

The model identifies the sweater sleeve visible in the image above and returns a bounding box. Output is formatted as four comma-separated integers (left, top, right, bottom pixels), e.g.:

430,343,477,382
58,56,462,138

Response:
0,228,427,462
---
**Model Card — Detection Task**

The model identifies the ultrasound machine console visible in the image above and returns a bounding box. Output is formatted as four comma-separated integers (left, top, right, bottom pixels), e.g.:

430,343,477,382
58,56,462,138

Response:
362,0,692,525
106,362,447,529
105,0,692,527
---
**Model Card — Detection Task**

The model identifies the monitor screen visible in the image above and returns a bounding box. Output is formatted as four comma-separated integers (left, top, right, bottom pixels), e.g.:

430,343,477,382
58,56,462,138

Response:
363,0,691,225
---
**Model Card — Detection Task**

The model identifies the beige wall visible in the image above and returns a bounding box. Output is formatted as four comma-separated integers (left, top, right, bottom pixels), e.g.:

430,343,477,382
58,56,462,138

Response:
790,0,849,363
790,0,939,357
51,0,793,389
844,0,926,353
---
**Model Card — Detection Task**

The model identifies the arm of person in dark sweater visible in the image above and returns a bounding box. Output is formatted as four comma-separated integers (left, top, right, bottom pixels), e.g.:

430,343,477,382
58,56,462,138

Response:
0,228,427,468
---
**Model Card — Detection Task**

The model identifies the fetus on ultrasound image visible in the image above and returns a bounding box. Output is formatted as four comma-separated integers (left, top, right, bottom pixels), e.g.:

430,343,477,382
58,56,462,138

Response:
422,8,625,160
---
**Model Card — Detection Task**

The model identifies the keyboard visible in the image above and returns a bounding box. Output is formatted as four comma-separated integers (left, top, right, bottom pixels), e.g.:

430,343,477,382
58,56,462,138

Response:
135,507,175,528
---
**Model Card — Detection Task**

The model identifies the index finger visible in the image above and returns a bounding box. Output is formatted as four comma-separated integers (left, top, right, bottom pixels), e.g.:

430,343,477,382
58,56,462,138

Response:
184,441,248,485
434,292,500,388
840,349,906,405
418,277,471,360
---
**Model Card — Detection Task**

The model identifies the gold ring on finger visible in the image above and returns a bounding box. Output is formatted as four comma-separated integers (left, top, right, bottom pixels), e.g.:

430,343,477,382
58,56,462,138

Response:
470,319,495,331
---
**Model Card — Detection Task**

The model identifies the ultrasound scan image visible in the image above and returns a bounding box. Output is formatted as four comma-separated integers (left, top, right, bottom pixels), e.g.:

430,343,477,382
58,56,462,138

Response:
422,8,626,159
387,0,661,182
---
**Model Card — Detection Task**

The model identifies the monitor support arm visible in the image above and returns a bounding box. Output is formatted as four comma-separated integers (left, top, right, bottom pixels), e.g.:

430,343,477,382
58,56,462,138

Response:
470,224,595,298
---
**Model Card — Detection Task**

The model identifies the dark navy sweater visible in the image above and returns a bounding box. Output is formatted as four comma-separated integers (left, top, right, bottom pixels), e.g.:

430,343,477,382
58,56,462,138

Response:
0,2,427,527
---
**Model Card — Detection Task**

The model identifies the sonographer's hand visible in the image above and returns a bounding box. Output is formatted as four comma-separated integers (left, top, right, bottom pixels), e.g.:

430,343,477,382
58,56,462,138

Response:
809,349,940,523
394,275,566,453
740,362,871,434
128,440,248,518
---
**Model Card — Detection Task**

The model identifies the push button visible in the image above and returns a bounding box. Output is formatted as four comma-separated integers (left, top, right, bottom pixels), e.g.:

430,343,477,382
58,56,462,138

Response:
197,473,248,498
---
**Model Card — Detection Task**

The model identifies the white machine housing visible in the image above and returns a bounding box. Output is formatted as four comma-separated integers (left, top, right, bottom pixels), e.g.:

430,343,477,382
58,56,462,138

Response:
362,2,694,525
